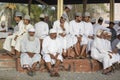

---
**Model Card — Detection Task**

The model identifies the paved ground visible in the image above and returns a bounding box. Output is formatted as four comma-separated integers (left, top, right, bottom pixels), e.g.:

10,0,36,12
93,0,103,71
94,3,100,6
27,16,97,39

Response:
0,69,120,80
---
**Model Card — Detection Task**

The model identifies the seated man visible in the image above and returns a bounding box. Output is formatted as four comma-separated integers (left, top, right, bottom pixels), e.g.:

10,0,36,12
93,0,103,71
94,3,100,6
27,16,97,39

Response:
20,28,41,76
3,12,24,55
53,14,77,59
91,30,120,75
69,12,87,58
42,29,63,77
14,15,33,58
0,21,9,39
83,12,94,57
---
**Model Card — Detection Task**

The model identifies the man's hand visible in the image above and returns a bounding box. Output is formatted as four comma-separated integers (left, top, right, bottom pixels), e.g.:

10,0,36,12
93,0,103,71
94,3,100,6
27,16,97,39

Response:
14,35,18,41
55,53,59,60
59,33,66,37
49,53,56,59
108,54,112,59
88,36,94,39
27,52,35,58
77,36,82,42
108,51,114,54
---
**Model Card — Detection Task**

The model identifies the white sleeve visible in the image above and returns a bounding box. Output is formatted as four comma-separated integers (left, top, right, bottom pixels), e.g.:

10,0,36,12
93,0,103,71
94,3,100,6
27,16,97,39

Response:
42,38,49,55
21,40,27,53
34,39,40,54
89,24,94,36
79,23,84,36
69,22,73,35
57,39,62,54
17,21,25,35
65,22,70,34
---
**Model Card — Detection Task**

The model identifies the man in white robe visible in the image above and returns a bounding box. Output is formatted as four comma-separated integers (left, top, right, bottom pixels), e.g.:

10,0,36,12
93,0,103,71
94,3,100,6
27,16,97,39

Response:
14,15,34,58
83,12,94,56
103,31,120,65
53,14,77,59
0,21,9,39
63,5,72,22
91,30,118,74
3,12,24,55
20,28,41,76
42,29,63,77
35,14,49,52
69,12,87,58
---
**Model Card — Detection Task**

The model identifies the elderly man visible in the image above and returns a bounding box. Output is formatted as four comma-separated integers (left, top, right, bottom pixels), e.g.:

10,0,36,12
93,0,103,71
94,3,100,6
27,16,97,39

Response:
63,5,72,22
20,28,41,76
35,14,49,52
14,15,34,58
42,29,62,77
69,12,87,58
83,12,94,57
0,21,9,39
103,31,120,64
53,14,77,59
91,30,120,74
3,12,24,55
91,29,113,74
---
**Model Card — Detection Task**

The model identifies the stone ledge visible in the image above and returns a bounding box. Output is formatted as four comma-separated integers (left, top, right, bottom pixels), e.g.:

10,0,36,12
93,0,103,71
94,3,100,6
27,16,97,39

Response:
17,58,102,72
0,54,102,72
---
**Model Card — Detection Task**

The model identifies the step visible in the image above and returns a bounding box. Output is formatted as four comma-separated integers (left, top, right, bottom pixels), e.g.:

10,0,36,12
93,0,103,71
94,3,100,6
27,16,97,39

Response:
0,54,15,70
0,54,102,72
16,58,102,72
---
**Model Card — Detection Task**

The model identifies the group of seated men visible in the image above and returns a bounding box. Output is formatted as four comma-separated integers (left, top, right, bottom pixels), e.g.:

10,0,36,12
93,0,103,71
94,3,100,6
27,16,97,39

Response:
2,11,120,77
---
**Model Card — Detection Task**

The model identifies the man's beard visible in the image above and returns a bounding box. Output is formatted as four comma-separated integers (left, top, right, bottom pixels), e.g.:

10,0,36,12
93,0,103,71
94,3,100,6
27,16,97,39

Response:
28,36,35,41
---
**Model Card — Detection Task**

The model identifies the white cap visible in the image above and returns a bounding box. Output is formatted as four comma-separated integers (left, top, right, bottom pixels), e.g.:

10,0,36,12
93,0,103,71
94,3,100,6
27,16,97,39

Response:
28,28,35,32
75,12,82,17
91,18,96,23
103,31,108,34
1,21,5,25
84,12,90,17
98,17,103,21
107,31,112,35
24,15,30,20
61,14,67,20
40,14,45,18
44,13,48,17
66,5,72,10
15,12,23,17
96,29,103,36
49,29,57,33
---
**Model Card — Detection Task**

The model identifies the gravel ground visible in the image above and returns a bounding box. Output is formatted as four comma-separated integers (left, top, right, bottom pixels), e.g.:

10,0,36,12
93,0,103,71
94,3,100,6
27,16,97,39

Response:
0,69,120,80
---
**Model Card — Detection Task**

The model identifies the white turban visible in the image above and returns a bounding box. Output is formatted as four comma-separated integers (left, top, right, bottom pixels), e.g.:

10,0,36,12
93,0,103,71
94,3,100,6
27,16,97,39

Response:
28,28,35,32
49,29,57,33
15,12,23,17
84,12,90,17
96,29,103,36
24,15,30,20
